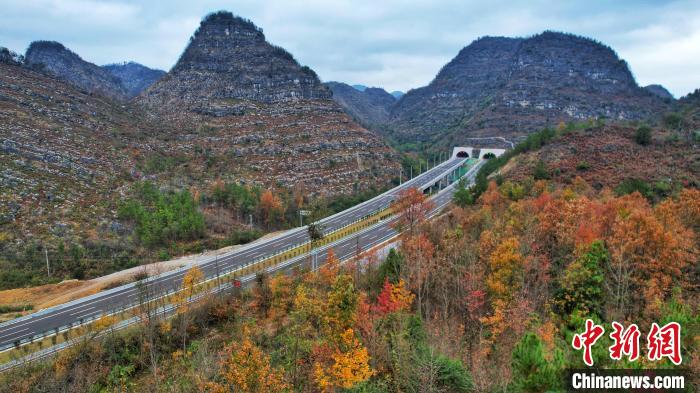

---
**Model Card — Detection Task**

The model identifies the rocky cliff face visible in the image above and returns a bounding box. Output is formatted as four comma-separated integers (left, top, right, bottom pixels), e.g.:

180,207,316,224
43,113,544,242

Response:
326,82,396,128
24,41,128,101
138,11,397,193
102,62,165,98
140,11,330,110
388,31,669,146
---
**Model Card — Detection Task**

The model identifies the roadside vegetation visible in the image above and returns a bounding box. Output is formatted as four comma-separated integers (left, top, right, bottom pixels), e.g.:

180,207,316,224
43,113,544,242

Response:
2,172,697,392
0,180,389,294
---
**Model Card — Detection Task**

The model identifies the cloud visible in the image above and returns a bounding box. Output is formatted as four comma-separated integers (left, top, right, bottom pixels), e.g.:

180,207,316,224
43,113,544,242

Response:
0,0,698,96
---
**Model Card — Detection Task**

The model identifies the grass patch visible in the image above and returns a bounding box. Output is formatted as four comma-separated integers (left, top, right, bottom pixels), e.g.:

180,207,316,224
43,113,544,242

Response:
0,304,33,313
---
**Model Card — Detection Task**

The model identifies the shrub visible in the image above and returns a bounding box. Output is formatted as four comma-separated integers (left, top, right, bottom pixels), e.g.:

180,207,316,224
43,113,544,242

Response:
576,161,590,171
433,356,473,392
665,133,681,143
635,125,652,145
615,178,652,199
452,181,474,207
0,304,34,313
118,183,205,247
533,160,550,180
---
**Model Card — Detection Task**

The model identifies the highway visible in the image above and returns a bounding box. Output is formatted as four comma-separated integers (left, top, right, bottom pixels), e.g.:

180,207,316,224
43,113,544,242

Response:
278,159,484,271
0,156,473,351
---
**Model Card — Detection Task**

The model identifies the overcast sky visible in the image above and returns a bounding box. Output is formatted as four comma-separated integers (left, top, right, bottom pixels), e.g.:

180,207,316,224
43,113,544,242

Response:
1,0,699,97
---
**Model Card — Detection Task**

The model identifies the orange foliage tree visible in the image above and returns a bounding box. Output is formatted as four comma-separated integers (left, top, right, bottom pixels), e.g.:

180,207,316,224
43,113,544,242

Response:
313,328,374,391
391,187,435,236
205,332,288,393
259,189,283,228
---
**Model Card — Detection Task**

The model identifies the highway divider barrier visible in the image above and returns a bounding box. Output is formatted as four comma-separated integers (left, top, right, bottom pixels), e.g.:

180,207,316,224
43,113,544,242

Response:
0,206,396,365
0,158,479,367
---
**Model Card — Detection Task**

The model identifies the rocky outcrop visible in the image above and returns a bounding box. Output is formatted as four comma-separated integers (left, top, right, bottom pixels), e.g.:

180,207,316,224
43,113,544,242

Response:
102,62,165,98
0,47,23,65
139,11,331,110
388,31,670,146
326,82,396,128
644,84,674,101
25,41,128,101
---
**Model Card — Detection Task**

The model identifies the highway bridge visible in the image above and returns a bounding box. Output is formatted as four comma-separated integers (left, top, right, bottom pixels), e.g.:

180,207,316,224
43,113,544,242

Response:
0,149,496,363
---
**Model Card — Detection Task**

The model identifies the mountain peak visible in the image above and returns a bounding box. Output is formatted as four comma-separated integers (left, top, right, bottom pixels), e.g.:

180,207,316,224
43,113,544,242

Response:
25,40,127,100
326,81,396,128
644,84,674,100
143,10,330,108
200,10,262,32
27,40,67,52
102,62,165,98
389,30,669,144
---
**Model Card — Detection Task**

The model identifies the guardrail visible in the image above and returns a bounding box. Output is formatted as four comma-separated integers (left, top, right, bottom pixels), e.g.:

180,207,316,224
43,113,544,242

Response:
0,205,398,359
0,158,479,368
0,158,467,331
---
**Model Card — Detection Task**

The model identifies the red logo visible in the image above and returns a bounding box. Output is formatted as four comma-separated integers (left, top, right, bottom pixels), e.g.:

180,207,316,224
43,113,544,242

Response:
572,319,605,366
609,322,640,361
572,320,683,366
647,322,682,365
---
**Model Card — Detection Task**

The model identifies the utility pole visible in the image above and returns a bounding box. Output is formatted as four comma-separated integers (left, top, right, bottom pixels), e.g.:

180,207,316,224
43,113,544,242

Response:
399,168,403,184
215,255,221,297
410,165,413,179
45,246,50,278
355,235,361,284
248,214,253,228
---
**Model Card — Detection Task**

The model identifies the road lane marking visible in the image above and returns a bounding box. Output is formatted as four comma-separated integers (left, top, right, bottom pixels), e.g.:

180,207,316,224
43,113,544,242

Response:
2,159,476,344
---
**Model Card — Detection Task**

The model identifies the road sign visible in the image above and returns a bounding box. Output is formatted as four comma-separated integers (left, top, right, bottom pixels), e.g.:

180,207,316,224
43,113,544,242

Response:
299,210,311,216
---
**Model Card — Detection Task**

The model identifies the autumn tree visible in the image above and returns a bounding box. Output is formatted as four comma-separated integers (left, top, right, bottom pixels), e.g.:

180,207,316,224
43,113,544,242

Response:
206,331,288,393
374,278,415,315
391,187,434,237
401,233,436,318
481,237,526,340
324,273,359,335
318,249,340,287
259,189,283,228
606,194,692,319
313,328,374,391
175,266,204,352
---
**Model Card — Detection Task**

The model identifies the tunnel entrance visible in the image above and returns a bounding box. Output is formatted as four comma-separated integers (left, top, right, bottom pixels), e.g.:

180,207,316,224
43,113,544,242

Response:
456,151,469,158
483,152,496,159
